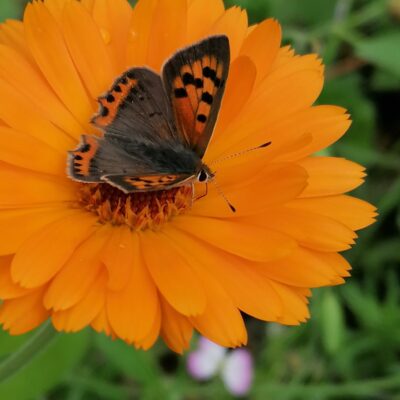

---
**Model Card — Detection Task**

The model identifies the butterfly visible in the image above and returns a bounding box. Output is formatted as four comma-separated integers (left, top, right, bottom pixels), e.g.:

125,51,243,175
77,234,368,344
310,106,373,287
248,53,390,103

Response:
68,35,230,197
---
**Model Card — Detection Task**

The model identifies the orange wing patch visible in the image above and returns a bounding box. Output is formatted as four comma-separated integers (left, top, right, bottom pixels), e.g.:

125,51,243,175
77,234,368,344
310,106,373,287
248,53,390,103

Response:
92,73,138,128
171,55,226,147
69,135,100,179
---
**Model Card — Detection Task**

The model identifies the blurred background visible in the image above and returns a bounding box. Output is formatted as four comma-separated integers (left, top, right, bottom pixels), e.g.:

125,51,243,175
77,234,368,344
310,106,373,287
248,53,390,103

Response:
0,0,399,399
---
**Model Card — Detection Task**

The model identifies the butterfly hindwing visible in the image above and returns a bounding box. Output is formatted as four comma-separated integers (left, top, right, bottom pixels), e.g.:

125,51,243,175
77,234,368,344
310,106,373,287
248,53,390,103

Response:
67,133,200,187
103,174,194,193
162,35,230,158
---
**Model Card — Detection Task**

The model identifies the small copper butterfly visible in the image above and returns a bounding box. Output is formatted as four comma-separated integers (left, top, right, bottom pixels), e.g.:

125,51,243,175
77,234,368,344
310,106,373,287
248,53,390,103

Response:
68,36,230,195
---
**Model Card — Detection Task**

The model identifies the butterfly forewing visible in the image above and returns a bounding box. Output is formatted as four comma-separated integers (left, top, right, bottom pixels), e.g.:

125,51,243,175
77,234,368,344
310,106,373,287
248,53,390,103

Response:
162,35,230,158
92,68,184,145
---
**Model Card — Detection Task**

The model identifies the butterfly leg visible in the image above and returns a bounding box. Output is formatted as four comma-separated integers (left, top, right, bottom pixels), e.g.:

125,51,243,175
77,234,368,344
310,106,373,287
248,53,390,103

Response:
194,182,208,202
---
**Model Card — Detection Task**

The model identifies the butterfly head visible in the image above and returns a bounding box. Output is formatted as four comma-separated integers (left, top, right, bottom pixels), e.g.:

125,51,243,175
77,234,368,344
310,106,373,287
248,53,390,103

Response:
197,164,215,183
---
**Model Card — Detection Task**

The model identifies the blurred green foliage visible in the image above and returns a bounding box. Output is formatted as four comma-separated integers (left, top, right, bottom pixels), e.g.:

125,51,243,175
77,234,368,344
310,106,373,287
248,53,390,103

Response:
0,0,400,399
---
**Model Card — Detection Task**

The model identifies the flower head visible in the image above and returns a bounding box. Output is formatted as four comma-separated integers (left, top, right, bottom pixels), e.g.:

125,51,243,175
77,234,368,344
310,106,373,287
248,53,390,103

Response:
0,0,376,352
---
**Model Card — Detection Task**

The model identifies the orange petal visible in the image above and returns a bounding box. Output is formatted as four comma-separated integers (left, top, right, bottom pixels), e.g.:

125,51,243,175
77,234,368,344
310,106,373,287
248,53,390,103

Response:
0,44,86,137
91,0,133,73
127,0,157,66
0,165,75,207
211,56,256,145
12,211,98,288
243,106,349,165
0,78,76,153
0,20,34,63
0,287,49,335
189,268,247,347
270,282,310,325
208,7,248,60
164,228,283,322
107,234,160,343
81,0,95,13
254,207,357,252
191,163,308,218
44,226,111,311
146,0,188,71
173,215,297,262
220,55,324,154
52,269,107,332
160,297,193,354
91,305,115,337
287,195,377,231
101,226,135,291
0,126,65,175
140,230,206,316
251,54,323,120
298,157,366,197
0,255,33,299
273,106,351,161
319,252,351,278
257,247,351,288
61,1,115,99
0,207,73,256
24,2,94,131
43,0,67,22
135,303,161,350
186,0,225,43
240,19,281,83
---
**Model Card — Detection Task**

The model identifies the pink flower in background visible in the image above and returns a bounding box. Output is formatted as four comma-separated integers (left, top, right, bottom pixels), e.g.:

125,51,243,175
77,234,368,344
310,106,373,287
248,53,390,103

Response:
187,337,253,397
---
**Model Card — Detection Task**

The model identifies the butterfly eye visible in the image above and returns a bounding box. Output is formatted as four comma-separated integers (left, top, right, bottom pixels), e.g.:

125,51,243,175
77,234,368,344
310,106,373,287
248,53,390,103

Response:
197,170,208,183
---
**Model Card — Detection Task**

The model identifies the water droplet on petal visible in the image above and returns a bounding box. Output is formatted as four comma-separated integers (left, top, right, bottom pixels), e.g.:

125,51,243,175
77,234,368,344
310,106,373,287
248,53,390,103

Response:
128,29,138,42
100,28,111,45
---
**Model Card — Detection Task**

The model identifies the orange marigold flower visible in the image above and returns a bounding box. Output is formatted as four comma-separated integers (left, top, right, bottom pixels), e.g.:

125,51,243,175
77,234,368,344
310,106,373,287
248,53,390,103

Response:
0,0,376,353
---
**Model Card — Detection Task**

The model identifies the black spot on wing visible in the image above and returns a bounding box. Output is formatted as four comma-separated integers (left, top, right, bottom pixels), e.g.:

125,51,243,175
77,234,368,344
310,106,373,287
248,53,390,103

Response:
201,92,213,105
101,107,109,117
182,72,195,85
106,94,115,103
127,71,136,79
174,88,188,98
195,78,204,88
197,114,207,123
80,144,91,153
203,66,217,81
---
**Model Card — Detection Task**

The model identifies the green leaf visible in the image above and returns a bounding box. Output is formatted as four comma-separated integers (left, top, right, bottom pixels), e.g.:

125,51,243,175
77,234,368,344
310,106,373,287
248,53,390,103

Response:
95,334,161,386
0,0,23,22
262,0,337,25
0,330,90,399
371,69,400,91
320,290,346,355
0,330,33,358
224,0,269,23
363,238,400,269
355,31,400,78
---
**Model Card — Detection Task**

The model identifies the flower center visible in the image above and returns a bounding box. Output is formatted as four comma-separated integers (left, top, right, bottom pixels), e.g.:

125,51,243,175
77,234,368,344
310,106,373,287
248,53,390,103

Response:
78,183,193,230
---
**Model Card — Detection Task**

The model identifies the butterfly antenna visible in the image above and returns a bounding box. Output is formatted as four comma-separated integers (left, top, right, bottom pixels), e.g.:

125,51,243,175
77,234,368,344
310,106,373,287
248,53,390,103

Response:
210,141,272,166
211,179,236,213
